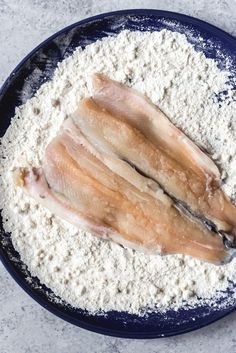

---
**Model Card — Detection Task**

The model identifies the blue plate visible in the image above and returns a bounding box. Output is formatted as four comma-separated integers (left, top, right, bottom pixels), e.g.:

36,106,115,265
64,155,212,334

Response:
1,10,236,338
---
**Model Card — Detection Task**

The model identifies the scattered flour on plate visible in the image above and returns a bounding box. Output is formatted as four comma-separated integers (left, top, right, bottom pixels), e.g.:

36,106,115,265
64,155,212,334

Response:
1,30,236,314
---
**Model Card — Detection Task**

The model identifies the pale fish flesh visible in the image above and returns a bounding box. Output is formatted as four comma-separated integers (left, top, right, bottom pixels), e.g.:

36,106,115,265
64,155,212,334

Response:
74,74,236,235
16,119,227,263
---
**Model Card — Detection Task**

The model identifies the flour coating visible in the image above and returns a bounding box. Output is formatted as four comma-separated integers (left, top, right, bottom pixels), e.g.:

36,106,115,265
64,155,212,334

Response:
1,30,236,314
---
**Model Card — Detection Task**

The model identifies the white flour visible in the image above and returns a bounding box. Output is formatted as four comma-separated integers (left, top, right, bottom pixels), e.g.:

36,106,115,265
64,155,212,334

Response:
1,30,236,314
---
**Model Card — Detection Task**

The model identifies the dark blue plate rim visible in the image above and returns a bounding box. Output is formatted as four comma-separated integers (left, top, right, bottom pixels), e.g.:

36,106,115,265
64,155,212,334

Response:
0,9,236,339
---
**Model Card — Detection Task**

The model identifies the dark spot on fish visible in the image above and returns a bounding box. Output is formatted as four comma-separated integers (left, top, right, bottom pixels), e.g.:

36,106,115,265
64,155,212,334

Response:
222,232,236,249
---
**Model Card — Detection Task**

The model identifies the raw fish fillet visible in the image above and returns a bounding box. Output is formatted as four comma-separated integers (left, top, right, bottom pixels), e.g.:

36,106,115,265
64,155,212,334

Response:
92,73,220,179
75,74,236,234
63,118,171,206
17,120,227,263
